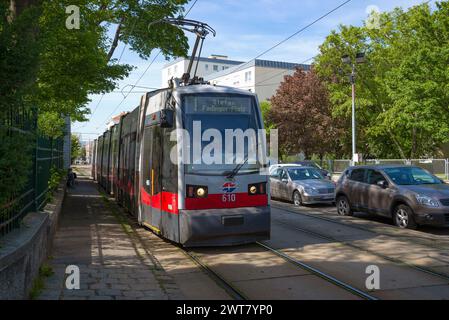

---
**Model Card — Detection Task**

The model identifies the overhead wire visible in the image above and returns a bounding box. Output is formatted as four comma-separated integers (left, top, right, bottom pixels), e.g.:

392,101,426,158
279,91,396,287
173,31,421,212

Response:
94,0,199,129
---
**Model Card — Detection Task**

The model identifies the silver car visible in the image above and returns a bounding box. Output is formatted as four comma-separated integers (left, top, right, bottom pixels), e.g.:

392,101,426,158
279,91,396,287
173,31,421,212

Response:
270,166,336,206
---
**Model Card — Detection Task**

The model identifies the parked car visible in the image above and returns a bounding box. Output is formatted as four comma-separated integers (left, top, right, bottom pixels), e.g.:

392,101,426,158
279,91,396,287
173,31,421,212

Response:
293,161,332,180
270,166,336,206
335,165,449,229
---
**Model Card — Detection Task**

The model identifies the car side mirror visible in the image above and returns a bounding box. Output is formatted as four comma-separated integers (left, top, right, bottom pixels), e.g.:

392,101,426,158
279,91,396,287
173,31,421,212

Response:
377,180,388,189
281,178,288,183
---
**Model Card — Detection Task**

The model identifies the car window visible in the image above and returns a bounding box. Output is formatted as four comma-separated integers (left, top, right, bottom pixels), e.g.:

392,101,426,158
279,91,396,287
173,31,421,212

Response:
367,170,386,185
384,167,441,185
349,169,366,182
288,168,323,180
270,168,282,179
280,170,288,181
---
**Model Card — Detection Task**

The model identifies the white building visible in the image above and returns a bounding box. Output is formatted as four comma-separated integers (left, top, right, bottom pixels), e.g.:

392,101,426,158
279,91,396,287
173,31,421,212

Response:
205,59,311,102
161,55,243,87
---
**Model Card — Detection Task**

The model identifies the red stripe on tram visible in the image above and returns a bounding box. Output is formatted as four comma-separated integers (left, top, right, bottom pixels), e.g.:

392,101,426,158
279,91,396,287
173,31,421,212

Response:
185,193,268,210
140,187,179,215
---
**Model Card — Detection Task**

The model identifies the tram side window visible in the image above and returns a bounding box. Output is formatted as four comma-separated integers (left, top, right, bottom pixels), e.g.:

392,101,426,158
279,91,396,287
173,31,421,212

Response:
143,128,153,193
162,128,178,193
151,126,162,195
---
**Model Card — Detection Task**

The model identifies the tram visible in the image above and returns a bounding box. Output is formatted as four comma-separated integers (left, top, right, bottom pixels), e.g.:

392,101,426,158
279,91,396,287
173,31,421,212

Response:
92,82,271,247
92,19,270,247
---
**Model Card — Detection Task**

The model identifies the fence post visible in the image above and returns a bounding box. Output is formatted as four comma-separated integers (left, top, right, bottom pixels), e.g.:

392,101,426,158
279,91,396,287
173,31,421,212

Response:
33,127,39,212
446,159,449,181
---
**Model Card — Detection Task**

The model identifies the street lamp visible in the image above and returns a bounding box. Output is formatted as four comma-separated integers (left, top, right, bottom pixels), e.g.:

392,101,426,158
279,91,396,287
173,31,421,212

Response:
342,52,365,165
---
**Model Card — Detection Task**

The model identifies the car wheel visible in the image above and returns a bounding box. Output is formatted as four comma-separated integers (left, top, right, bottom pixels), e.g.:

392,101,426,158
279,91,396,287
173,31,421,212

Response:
336,195,353,216
293,191,302,207
394,205,417,230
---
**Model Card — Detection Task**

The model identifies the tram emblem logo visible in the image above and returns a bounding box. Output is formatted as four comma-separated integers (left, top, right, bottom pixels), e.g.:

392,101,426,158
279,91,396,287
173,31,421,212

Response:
222,182,238,193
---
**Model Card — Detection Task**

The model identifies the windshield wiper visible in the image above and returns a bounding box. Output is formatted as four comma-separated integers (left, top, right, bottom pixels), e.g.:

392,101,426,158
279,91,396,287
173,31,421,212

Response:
225,156,249,179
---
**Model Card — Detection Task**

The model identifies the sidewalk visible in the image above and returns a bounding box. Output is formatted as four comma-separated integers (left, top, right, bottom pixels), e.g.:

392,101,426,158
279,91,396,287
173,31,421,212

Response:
38,171,183,300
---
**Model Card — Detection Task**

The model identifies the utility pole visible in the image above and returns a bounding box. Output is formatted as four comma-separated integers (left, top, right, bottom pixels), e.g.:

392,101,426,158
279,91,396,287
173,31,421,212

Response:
351,64,356,164
342,53,365,166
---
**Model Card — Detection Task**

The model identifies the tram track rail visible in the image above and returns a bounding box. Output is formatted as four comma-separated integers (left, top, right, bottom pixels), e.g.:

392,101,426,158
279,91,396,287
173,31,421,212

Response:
256,242,378,300
184,243,378,300
272,203,449,282
182,249,248,300
272,201,449,249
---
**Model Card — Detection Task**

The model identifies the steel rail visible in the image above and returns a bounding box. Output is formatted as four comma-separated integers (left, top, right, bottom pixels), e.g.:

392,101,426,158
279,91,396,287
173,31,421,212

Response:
272,203,449,282
183,250,248,301
256,241,378,300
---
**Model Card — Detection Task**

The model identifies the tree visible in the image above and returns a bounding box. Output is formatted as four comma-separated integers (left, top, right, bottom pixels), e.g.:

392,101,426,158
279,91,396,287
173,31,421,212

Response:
315,2,449,159
71,135,82,163
35,0,190,126
267,68,340,160
0,1,192,207
259,101,274,133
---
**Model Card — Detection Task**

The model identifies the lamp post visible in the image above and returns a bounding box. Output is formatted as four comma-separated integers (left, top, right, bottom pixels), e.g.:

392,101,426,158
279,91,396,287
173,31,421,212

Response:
342,52,365,165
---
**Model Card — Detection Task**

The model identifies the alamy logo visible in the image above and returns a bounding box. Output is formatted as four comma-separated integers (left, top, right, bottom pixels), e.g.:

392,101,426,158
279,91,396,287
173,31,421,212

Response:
66,5,80,30
365,5,381,30
65,265,80,290
365,265,380,290
169,121,279,176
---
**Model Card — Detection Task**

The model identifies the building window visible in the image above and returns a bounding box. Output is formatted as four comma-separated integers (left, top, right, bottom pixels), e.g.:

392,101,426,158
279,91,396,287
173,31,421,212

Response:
213,65,218,71
205,64,209,71
245,71,252,82
174,65,178,74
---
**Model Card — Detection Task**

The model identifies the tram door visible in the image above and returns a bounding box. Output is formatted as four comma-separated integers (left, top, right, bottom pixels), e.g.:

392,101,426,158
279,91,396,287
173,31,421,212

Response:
142,125,162,231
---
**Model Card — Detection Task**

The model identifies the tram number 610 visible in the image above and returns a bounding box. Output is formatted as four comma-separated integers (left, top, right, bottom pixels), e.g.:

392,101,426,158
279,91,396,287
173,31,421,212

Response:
222,193,236,202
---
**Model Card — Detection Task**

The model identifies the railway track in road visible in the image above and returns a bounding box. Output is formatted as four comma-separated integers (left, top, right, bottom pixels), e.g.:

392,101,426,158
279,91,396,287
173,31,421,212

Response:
271,201,449,249
255,242,378,300
183,250,248,300
184,244,378,300
271,203,449,283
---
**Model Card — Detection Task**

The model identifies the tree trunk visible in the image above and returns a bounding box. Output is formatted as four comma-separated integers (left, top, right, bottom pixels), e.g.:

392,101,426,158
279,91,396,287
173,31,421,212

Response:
410,126,417,159
107,17,124,62
387,128,407,159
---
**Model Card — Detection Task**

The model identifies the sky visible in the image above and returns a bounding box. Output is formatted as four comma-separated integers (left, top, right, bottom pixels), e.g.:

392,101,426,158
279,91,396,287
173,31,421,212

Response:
74,0,435,141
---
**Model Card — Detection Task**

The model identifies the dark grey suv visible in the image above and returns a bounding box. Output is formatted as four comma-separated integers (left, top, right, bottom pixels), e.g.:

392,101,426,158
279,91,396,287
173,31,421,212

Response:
335,165,449,229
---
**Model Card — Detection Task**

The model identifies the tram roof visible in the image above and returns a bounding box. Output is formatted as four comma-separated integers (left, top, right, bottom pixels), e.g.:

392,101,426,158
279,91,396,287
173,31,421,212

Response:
172,84,257,97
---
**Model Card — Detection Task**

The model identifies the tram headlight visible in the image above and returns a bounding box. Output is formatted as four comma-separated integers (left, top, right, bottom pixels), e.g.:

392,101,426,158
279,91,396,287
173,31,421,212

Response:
248,183,266,195
187,185,208,198
196,187,206,198
249,186,257,194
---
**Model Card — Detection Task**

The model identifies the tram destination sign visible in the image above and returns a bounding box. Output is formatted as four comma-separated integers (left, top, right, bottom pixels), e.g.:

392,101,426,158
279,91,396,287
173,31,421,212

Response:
184,95,252,114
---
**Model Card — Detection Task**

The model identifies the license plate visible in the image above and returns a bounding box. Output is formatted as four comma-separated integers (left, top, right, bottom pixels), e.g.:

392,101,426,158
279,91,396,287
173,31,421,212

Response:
222,216,244,226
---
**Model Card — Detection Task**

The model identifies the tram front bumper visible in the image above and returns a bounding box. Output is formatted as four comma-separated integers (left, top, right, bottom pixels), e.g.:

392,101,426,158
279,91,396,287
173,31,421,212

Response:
179,206,271,247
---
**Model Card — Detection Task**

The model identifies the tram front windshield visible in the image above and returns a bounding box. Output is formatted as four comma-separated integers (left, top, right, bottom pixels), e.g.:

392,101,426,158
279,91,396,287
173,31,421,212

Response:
182,94,263,175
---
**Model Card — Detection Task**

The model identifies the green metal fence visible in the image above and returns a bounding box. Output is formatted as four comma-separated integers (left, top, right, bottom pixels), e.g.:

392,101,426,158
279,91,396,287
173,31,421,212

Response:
0,108,64,237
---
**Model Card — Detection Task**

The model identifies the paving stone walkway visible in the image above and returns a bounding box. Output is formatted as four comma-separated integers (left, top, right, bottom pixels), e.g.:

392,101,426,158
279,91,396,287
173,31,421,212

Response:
38,172,184,300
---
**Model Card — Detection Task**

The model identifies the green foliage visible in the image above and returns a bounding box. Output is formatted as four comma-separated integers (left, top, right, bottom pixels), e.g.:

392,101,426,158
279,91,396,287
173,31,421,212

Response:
38,112,66,138
71,135,82,163
0,129,34,209
259,101,275,133
0,3,39,209
48,166,64,192
33,0,190,122
29,263,54,300
1,1,190,211
315,2,449,159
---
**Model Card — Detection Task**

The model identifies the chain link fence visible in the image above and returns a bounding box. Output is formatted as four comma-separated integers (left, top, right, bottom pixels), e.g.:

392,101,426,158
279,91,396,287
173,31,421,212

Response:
327,159,449,180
